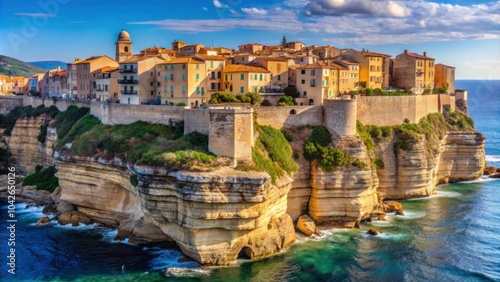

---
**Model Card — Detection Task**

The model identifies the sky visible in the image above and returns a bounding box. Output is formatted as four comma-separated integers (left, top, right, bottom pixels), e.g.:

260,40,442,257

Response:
0,0,499,79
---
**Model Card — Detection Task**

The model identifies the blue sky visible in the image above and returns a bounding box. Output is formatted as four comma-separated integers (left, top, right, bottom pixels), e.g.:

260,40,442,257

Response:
0,0,499,79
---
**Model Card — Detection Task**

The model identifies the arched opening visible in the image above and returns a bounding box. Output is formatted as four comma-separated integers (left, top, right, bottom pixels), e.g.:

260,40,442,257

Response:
309,99,314,105
237,247,253,260
124,46,129,52
290,109,297,114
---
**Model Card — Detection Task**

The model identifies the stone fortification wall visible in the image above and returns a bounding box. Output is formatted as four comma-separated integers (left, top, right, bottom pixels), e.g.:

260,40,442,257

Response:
184,109,210,135
323,99,357,136
0,96,23,114
357,94,449,126
254,106,323,129
98,103,185,126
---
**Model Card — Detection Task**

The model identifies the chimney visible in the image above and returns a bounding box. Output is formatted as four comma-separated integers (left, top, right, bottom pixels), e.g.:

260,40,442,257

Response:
404,50,408,54
57,66,60,71
423,51,427,57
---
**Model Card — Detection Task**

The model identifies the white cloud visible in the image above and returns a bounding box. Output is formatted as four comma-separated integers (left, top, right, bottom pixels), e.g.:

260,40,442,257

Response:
304,0,411,17
241,7,268,15
283,0,309,7
203,7,208,11
14,13,56,18
213,0,227,8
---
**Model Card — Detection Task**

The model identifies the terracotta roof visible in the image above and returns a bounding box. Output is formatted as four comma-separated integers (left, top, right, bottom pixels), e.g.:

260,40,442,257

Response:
194,54,226,61
55,70,67,76
75,55,115,64
239,43,263,46
158,57,204,65
436,63,455,68
362,51,391,58
404,52,435,60
255,56,288,62
95,66,118,73
0,75,14,83
223,64,270,73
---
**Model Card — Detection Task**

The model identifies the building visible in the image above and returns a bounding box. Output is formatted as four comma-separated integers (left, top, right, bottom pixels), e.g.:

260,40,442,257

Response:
28,73,44,94
118,56,165,105
282,41,306,50
116,29,132,63
196,54,226,100
172,40,187,52
238,43,264,54
94,66,119,102
70,55,118,99
435,63,455,94
250,56,289,92
341,49,391,89
310,45,341,60
392,50,435,94
0,75,14,94
289,53,319,66
295,62,339,105
222,64,271,95
12,76,29,95
139,46,176,60
45,68,68,97
179,44,204,57
227,53,257,65
332,57,361,93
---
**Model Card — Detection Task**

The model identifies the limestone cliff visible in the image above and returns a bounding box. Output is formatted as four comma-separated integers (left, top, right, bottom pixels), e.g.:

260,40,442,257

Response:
55,156,296,266
308,137,378,227
5,115,56,173
375,131,485,200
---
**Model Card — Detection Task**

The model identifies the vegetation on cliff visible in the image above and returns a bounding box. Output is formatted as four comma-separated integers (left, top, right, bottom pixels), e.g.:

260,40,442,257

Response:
0,105,59,135
236,124,298,183
303,125,365,171
0,55,46,77
356,111,476,153
22,165,59,192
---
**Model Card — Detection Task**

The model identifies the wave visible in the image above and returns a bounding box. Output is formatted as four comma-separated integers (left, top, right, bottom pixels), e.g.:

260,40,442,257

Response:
149,249,200,271
390,210,426,220
361,231,408,240
460,176,499,184
486,155,500,163
406,190,462,201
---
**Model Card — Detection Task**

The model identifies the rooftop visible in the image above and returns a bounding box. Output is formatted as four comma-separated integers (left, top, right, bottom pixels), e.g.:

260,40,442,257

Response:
223,64,270,73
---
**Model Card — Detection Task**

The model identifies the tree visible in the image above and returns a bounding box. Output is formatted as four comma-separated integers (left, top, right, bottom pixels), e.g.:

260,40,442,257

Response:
281,35,287,45
283,85,300,98
278,95,295,106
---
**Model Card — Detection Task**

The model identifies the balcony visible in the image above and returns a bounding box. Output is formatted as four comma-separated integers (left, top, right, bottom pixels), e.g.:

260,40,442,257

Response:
95,88,104,92
118,79,138,84
121,90,138,95
119,68,136,73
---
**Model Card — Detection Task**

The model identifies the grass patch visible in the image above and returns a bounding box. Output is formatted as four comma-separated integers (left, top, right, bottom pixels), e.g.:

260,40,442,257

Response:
53,106,91,142
130,174,138,186
22,165,59,193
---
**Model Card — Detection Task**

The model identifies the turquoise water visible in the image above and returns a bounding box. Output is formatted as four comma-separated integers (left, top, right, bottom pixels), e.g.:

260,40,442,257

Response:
1,80,499,281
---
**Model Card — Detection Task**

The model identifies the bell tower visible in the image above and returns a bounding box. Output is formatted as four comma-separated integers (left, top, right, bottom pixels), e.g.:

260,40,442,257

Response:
116,29,132,62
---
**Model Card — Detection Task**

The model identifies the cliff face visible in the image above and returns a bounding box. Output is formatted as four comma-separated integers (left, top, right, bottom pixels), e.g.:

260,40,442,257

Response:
375,131,485,200
56,157,296,266
308,137,378,227
7,116,56,173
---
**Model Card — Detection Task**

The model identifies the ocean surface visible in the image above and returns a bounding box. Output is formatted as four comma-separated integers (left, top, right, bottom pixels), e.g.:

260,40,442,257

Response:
1,80,499,281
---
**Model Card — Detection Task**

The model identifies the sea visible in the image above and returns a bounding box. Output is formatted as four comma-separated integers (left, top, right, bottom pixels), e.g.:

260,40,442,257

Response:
1,80,499,281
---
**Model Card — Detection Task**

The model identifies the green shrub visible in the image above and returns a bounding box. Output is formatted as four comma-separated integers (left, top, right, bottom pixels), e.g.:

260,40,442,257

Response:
22,166,59,192
1,105,59,136
365,88,374,96
352,159,367,169
245,92,263,104
54,106,90,140
283,85,300,98
37,124,48,143
318,147,353,171
256,125,298,174
281,129,293,142
309,126,332,147
373,158,384,169
176,102,187,106
404,118,410,124
130,174,138,186
277,96,295,106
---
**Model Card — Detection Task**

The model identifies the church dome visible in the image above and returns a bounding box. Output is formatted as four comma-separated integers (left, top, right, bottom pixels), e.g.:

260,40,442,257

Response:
117,29,131,41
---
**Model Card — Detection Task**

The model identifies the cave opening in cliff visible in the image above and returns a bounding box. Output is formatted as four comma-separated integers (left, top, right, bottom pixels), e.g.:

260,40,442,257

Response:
237,247,253,260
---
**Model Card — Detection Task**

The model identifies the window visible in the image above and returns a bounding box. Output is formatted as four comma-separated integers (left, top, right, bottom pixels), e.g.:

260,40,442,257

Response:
196,73,200,80
105,85,108,91
182,74,186,80
277,75,281,81
150,71,153,76
196,87,200,93
230,85,233,91
323,69,328,75
170,85,174,93
164,65,168,70
301,79,305,84
240,74,245,80
170,74,174,80
217,72,221,79
151,91,154,95
201,87,205,96
211,83,216,90
241,57,245,62
196,64,199,69
310,70,316,76
225,74,228,80
182,64,186,69
303,91,307,96
164,74,168,80
157,82,160,87
240,86,244,93
150,82,153,86
211,61,214,68
170,64,174,69
217,83,221,90
301,70,305,75
322,80,327,86
259,74,263,81
164,86,167,92
157,71,160,76
211,72,215,79
182,85,186,93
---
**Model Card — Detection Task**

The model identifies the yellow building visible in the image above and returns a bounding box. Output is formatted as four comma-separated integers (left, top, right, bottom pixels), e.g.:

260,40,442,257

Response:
332,58,360,93
222,64,271,95
341,49,390,89
435,63,456,94
251,57,289,92
393,50,435,94
195,54,226,100
0,75,14,94
94,67,119,102
118,56,165,105
295,62,339,105
238,43,264,54
12,76,29,95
